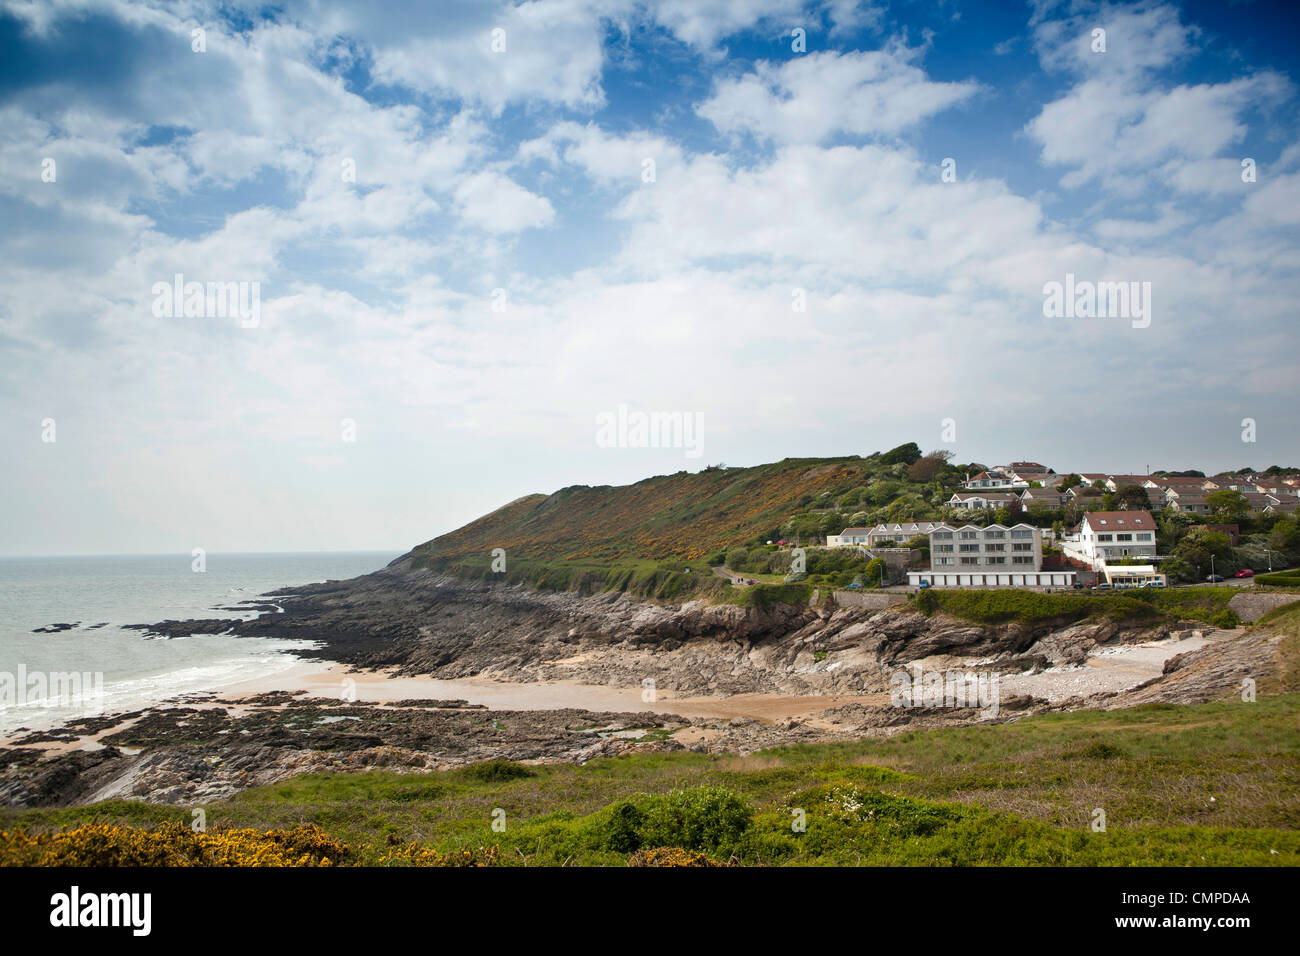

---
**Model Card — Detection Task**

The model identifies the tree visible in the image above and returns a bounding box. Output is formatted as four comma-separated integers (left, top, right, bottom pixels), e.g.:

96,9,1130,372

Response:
1269,516,1300,562
1113,484,1153,511
880,442,923,466
1160,556,1196,583
907,450,952,482
1174,528,1232,575
902,534,930,561
885,493,928,521
1059,473,1083,491
1206,489,1250,523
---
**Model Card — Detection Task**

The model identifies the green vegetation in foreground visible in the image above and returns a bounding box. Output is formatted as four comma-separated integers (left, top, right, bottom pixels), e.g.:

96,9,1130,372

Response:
4,693,1295,866
909,585,1240,629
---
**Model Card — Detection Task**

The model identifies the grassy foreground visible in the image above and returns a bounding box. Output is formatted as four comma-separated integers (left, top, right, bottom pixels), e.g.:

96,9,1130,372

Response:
3,692,1296,866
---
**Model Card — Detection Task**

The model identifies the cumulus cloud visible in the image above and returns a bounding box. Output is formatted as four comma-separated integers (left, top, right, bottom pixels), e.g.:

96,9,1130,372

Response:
698,47,979,144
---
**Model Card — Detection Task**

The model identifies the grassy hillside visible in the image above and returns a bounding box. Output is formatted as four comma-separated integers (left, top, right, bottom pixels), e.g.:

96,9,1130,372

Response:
5,692,1296,866
408,456,873,566
404,448,979,599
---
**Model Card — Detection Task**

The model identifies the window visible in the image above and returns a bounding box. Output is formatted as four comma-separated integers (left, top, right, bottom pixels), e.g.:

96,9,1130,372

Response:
959,544,980,552
986,557,1006,565
935,557,954,566
960,557,979,566
1012,543,1032,552
1011,529,1033,539
985,544,1005,552
961,531,979,539
1012,556,1033,565
935,544,954,553
985,530,1005,539
1116,534,1133,542
933,531,953,540
1137,533,1152,541
1097,534,1113,542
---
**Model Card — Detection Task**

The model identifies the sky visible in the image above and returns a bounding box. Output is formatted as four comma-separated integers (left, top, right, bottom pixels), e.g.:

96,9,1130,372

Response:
1,0,1298,556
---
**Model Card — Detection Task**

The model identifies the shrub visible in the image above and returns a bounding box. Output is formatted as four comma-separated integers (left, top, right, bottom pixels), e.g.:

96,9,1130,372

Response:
0,823,348,867
627,847,732,867
379,844,502,867
589,787,752,853
1258,573,1300,587
460,760,535,783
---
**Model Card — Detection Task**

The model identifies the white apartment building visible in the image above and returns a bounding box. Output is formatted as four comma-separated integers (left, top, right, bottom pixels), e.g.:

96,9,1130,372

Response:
908,523,1075,588
1059,510,1158,570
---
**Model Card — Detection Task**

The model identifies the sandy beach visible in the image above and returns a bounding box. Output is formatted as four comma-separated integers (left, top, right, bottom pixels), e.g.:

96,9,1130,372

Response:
219,661,889,723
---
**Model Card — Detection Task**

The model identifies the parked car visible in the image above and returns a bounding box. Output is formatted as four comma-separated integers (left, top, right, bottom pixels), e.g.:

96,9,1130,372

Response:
917,580,932,589
1235,569,1255,578
1206,574,1225,582
1141,580,1166,588
1092,583,1113,590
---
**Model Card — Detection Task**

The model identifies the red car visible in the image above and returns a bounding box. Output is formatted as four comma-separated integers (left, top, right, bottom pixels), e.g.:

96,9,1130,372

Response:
1235,569,1255,578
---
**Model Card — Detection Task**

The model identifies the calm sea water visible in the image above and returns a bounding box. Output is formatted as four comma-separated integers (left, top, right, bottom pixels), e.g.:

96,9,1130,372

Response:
0,551,401,735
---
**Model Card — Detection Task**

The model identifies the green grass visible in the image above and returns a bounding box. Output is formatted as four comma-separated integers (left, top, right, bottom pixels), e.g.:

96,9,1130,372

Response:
5,693,1296,866
1258,572,1300,587
910,586,1239,628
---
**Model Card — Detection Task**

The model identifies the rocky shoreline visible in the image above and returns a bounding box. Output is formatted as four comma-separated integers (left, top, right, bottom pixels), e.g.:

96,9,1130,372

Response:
3,558,1283,808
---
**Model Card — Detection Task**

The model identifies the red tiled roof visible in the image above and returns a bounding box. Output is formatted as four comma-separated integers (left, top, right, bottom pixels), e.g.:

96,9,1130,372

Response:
1083,510,1155,529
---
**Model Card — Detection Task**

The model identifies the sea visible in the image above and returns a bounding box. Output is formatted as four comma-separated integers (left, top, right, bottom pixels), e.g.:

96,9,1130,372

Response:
0,551,402,736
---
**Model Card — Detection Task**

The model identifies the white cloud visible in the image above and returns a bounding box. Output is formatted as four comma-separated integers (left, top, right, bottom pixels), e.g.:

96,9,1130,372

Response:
699,48,979,144
454,171,556,233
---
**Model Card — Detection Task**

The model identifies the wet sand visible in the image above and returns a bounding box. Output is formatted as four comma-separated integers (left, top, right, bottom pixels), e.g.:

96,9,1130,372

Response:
220,662,888,722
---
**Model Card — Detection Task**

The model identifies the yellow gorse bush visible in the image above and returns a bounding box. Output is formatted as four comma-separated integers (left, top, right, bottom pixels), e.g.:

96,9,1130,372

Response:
377,844,501,867
0,822,349,867
626,847,731,867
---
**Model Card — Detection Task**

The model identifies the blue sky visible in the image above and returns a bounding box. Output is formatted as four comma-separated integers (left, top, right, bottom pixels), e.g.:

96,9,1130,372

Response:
1,0,1298,555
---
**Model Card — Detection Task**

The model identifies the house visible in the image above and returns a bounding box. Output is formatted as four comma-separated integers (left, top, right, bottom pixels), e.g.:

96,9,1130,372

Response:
1006,461,1054,478
960,470,1027,490
947,492,1023,510
1166,492,1211,515
1144,476,1219,496
1060,510,1158,569
1104,475,1151,492
908,523,1075,588
1242,492,1282,513
1264,498,1299,516
827,521,947,548
1020,488,1071,509
825,527,873,548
